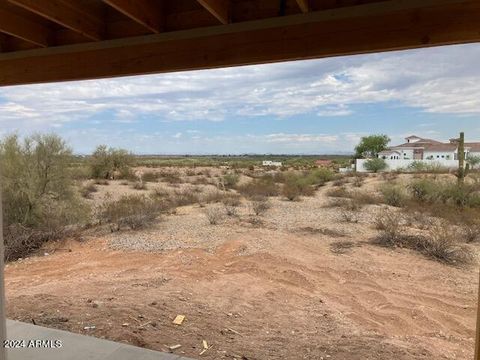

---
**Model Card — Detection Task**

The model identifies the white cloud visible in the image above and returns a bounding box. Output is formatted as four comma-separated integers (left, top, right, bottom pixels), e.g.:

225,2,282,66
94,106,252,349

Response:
1,43,479,131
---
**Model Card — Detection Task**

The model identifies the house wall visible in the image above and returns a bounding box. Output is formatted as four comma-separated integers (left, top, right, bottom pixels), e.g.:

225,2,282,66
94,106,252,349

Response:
356,159,459,172
423,151,455,160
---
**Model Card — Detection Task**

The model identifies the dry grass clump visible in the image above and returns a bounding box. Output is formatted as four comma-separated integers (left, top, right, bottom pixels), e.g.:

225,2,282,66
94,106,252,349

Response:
94,179,109,186
330,241,356,254
332,177,349,187
380,184,407,207
340,210,359,223
191,177,211,185
204,206,224,225
80,182,98,199
141,171,160,183
373,210,474,265
132,181,148,190
98,194,163,231
171,187,200,206
251,196,270,216
326,186,350,198
159,171,183,184
222,195,241,216
4,224,69,262
298,226,346,238
352,176,366,188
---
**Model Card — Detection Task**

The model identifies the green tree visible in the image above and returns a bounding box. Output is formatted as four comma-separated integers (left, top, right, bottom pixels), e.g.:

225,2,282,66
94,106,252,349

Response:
0,134,89,260
89,145,133,179
364,158,387,173
355,135,390,159
467,155,480,170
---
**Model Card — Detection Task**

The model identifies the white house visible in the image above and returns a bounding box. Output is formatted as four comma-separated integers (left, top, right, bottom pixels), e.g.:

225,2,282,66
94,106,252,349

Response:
357,135,480,172
379,135,480,161
262,160,282,167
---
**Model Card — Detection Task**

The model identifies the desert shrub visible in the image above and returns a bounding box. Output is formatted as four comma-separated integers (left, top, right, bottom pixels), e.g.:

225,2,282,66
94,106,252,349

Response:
237,177,280,198
374,209,401,235
141,171,160,183
159,171,183,184
373,212,473,265
204,206,224,225
132,181,147,190
172,188,200,206
117,166,137,181
350,191,381,205
323,197,351,208
407,161,447,173
326,186,350,198
222,195,241,216
408,178,438,202
80,183,97,199
364,158,387,173
251,197,270,216
223,173,240,188
421,224,474,265
282,175,313,200
70,165,90,180
462,223,480,243
332,177,349,187
1,134,90,260
191,176,210,185
380,184,407,207
98,194,161,230
89,145,133,179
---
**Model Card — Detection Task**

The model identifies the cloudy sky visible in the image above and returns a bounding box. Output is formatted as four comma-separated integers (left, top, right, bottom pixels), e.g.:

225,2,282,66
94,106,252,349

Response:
0,43,479,155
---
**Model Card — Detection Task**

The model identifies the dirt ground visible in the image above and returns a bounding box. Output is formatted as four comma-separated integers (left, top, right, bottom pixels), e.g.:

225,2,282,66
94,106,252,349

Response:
4,174,479,360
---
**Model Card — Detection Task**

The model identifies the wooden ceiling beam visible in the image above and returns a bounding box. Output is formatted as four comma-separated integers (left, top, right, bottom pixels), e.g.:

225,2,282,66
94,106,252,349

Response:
197,0,229,24
103,0,164,33
8,0,104,41
0,0,478,86
296,0,309,13
0,8,50,47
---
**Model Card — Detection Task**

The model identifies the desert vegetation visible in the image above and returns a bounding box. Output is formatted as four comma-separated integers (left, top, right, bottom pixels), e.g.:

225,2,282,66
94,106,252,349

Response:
3,133,479,360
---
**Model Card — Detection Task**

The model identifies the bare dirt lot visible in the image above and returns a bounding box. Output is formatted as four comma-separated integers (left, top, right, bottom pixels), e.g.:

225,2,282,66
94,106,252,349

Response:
5,172,479,360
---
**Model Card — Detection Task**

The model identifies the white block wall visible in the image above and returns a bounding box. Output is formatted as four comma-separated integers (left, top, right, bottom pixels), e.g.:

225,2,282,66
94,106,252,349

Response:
356,159,459,172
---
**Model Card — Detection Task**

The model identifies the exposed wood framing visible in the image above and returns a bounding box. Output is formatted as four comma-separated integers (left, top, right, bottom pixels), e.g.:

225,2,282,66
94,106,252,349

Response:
8,0,104,41
295,0,309,13
197,0,229,24
0,8,50,47
0,0,478,86
103,0,164,33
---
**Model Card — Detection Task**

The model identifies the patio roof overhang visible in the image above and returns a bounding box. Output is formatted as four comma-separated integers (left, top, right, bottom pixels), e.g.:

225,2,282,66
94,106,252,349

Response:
0,0,478,86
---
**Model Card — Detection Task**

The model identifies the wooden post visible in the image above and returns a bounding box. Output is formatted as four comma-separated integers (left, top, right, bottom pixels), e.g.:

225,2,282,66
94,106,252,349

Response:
475,268,480,360
0,168,6,360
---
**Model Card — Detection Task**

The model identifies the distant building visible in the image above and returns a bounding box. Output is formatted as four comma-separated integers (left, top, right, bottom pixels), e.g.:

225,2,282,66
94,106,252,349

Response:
356,134,480,172
262,160,282,167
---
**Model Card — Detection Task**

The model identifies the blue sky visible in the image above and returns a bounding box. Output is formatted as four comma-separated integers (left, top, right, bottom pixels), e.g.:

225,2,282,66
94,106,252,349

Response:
0,43,479,154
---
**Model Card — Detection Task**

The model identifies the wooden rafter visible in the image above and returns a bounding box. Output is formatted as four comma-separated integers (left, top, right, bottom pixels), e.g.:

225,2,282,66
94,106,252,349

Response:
0,8,50,47
197,0,229,24
8,0,104,41
295,0,309,13
0,0,478,86
103,0,163,33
